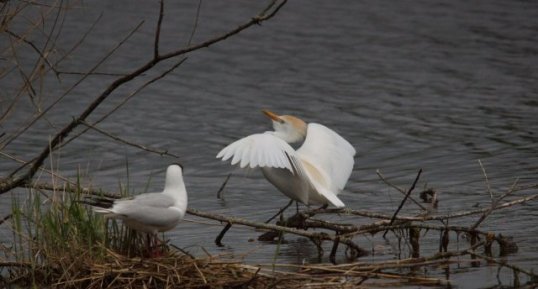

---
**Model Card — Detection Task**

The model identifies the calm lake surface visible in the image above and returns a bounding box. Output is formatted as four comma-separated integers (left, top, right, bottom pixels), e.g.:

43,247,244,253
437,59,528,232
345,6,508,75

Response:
1,0,537,288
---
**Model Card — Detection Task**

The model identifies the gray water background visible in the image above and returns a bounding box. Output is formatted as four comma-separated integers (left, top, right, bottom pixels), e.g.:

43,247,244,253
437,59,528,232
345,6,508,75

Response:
1,0,537,288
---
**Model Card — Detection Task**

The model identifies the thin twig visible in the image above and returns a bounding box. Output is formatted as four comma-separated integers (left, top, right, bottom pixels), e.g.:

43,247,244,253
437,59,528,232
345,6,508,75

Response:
79,120,180,158
473,253,537,278
1,20,145,150
187,0,203,46
5,29,58,75
478,159,494,201
376,169,427,211
0,151,73,184
57,58,187,152
470,178,519,231
154,0,164,59
54,12,103,68
383,169,423,238
157,0,287,62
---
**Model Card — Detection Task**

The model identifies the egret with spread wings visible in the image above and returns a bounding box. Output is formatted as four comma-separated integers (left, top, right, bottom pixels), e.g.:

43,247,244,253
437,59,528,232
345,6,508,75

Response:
217,110,355,219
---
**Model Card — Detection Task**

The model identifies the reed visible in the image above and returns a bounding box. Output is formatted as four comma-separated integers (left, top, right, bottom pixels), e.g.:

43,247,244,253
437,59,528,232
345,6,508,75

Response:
2,175,264,289
3,183,278,289
7,178,105,286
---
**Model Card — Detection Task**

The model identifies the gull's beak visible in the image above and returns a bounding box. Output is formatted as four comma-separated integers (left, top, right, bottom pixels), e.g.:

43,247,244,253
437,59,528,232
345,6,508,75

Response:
262,109,284,123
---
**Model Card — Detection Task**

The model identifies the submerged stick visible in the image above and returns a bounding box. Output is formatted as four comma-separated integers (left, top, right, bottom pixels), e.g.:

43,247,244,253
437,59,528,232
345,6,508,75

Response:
215,222,232,247
216,174,232,200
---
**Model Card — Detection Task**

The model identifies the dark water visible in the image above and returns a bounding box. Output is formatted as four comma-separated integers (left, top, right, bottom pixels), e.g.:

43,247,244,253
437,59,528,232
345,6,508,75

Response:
1,0,537,288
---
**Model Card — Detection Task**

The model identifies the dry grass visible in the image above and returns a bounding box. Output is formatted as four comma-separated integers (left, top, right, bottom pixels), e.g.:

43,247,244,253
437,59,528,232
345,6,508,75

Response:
4,247,456,289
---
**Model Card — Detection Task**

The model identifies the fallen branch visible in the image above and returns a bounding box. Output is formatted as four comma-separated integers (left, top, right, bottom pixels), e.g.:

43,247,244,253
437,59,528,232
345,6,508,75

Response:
187,208,369,258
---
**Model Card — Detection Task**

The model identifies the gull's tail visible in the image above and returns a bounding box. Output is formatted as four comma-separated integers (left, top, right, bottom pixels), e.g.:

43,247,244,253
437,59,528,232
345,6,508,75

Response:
79,196,117,216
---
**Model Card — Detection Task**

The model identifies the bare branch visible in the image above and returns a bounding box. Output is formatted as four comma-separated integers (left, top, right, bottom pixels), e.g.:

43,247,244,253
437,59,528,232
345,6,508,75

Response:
157,0,287,62
0,0,288,195
1,21,145,149
478,159,494,201
5,29,58,75
154,0,165,59
187,0,203,46
473,253,537,278
383,169,422,237
57,58,187,151
470,178,519,231
54,12,103,67
0,151,72,185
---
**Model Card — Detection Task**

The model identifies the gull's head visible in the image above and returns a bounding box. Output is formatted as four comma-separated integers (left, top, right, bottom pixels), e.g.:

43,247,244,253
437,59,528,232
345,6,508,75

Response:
168,163,183,174
165,163,185,190
262,109,307,143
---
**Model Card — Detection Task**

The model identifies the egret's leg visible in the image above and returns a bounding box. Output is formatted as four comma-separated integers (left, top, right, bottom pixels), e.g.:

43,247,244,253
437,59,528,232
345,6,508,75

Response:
265,199,294,223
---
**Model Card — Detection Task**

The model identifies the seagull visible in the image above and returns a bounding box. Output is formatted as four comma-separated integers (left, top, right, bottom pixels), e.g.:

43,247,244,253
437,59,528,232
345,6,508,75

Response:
217,109,355,220
86,164,188,255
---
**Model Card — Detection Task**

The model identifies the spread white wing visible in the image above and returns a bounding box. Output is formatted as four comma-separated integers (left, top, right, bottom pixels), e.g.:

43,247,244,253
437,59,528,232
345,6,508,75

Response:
297,123,356,194
216,128,352,208
216,132,302,172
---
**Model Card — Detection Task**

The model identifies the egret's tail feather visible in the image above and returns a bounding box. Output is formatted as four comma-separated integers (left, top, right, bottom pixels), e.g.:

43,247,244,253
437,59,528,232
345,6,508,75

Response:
318,188,345,208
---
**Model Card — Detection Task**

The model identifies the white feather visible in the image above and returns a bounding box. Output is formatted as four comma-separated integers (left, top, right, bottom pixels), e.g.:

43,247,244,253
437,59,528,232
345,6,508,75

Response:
217,115,355,208
297,123,355,193
217,133,297,173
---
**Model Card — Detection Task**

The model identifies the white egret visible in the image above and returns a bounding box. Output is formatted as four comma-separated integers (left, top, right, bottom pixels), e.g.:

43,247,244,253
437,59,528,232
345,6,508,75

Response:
217,110,355,219
87,164,188,255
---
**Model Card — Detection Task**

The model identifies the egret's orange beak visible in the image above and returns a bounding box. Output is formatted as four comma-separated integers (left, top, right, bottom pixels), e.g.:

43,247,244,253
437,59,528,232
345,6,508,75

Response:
262,109,283,122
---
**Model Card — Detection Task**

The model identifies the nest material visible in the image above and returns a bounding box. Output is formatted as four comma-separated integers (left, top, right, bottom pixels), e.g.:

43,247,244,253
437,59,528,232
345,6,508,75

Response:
4,245,459,289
